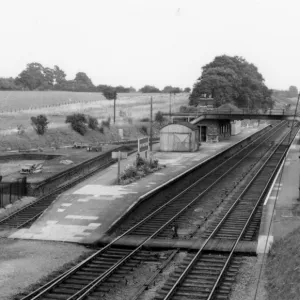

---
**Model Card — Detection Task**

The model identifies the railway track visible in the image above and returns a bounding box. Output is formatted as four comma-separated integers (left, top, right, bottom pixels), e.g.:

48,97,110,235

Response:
0,146,136,229
153,127,298,300
19,122,296,300
113,121,288,237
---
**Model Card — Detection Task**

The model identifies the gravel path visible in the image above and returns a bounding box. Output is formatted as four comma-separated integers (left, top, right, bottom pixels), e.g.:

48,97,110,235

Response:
0,238,92,300
230,256,267,300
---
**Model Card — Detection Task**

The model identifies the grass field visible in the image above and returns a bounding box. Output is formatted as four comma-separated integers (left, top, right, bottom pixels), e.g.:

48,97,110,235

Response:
0,91,188,112
0,91,189,131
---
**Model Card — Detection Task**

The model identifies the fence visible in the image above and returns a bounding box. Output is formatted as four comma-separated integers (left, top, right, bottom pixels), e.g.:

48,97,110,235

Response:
0,177,27,208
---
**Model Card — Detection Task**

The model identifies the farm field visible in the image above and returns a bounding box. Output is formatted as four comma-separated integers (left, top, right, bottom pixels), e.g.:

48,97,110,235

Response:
0,91,189,131
0,91,188,112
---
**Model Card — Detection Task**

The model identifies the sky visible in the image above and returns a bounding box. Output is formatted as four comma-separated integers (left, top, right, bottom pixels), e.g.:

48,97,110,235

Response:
0,0,299,90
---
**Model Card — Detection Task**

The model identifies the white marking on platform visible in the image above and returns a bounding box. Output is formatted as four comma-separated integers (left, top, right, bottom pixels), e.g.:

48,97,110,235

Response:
268,196,277,200
65,215,99,220
273,186,281,191
57,209,65,212
78,199,90,202
155,173,165,175
46,220,58,225
88,223,101,228
73,185,134,196
62,203,72,207
257,235,274,253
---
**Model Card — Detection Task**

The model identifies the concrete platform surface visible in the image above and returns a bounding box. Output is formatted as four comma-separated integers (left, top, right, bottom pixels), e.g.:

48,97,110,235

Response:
10,125,266,244
257,129,300,253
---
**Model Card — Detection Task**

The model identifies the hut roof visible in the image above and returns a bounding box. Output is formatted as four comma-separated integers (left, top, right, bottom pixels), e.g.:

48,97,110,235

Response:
160,122,198,131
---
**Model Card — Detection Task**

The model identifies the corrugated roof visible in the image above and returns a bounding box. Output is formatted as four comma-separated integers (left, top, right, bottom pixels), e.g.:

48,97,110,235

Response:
160,121,198,131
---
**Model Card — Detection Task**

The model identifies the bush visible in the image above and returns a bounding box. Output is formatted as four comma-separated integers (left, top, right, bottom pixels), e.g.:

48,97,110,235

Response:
140,125,148,135
31,114,49,135
65,113,87,124
155,111,165,125
66,113,87,135
140,117,150,122
99,127,104,134
179,105,198,113
101,117,111,128
71,121,87,135
120,165,138,180
88,116,98,130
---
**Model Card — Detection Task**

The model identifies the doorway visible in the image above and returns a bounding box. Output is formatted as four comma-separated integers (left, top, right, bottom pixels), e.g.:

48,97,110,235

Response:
200,126,207,142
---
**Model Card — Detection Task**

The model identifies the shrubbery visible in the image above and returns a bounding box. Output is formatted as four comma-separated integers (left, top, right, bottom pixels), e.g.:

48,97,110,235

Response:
88,116,98,130
66,113,101,135
119,156,164,185
65,113,87,135
31,114,49,135
101,117,111,128
154,111,165,125
140,125,148,135
179,105,198,113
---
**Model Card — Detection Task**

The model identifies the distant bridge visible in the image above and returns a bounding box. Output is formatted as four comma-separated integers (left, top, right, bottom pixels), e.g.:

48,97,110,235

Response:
162,109,300,124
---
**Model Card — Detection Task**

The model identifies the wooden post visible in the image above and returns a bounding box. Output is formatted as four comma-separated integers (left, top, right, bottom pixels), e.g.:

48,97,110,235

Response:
117,151,121,184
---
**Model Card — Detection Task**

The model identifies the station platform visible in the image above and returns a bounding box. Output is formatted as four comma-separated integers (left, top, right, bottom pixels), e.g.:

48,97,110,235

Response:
257,128,300,253
10,125,266,244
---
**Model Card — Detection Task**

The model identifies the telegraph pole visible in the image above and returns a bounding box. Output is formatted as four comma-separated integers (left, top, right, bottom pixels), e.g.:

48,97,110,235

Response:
113,92,116,124
169,93,172,122
150,96,153,151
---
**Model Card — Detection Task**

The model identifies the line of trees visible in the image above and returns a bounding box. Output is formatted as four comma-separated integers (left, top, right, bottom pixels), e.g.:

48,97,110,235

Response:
0,62,191,94
273,86,298,99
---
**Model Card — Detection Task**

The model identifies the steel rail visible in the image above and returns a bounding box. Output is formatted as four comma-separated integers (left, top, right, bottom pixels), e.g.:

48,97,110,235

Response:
0,154,123,228
23,121,286,300
65,124,289,300
161,128,296,300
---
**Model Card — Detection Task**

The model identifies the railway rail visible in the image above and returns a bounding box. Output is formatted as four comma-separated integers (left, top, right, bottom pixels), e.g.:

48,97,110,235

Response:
19,122,296,300
0,146,136,229
153,127,298,300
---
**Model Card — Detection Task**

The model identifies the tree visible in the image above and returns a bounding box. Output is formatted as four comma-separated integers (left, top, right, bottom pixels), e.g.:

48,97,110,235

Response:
102,87,117,123
184,87,191,93
139,85,160,93
74,72,95,92
53,65,67,89
189,55,273,109
162,86,182,94
15,62,46,90
0,78,20,90
31,115,49,135
155,111,165,125
288,86,298,98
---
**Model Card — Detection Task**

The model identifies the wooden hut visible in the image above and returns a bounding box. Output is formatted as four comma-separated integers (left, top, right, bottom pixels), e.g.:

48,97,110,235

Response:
160,122,199,152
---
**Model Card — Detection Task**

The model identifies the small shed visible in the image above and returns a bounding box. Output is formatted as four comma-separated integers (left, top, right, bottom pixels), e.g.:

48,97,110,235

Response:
160,122,199,152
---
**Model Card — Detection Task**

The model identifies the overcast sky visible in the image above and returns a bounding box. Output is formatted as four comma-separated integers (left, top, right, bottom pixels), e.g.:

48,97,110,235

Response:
0,0,299,90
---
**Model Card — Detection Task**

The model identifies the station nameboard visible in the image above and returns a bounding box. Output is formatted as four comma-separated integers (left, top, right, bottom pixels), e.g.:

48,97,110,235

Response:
112,151,128,159
138,137,149,153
